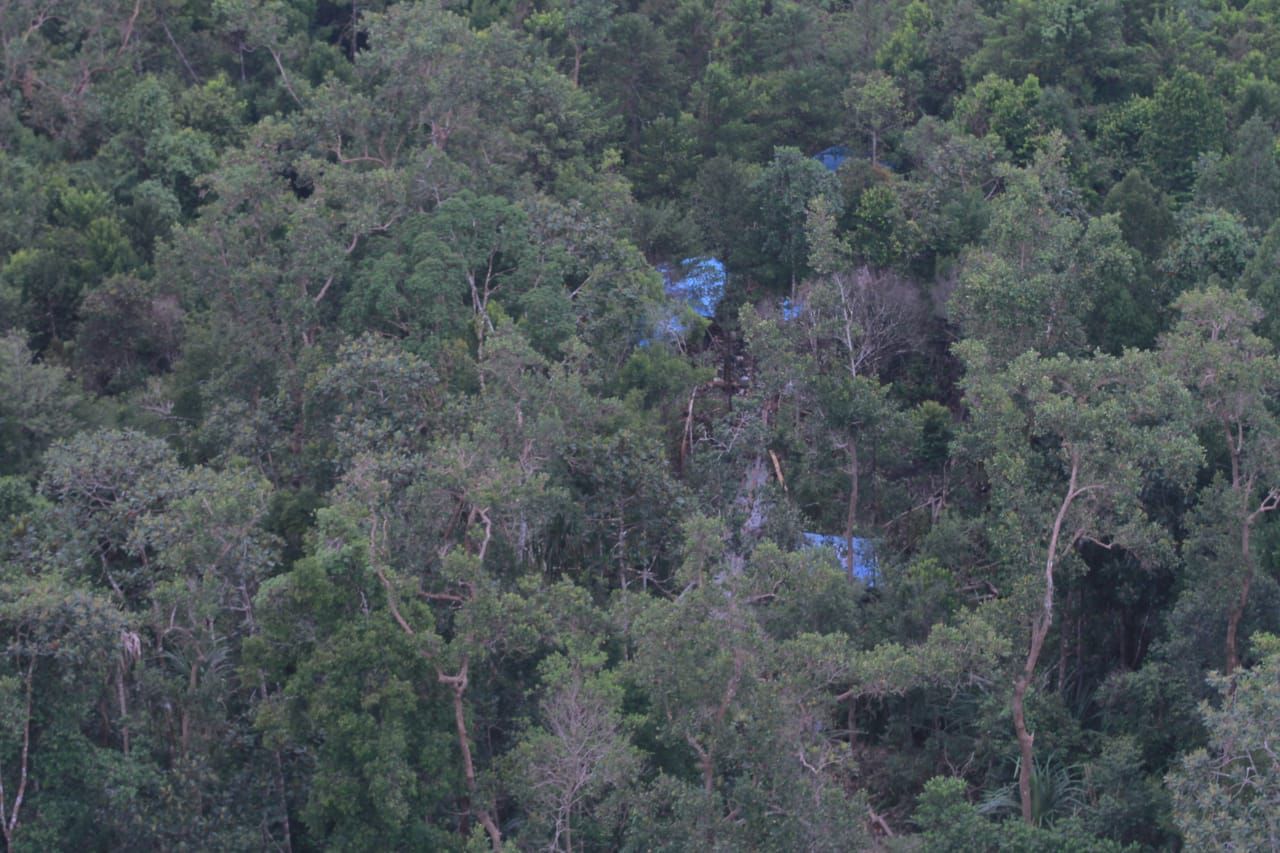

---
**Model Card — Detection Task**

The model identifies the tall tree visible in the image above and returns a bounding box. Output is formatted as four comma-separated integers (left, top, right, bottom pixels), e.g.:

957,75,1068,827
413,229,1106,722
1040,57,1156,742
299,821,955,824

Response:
958,342,1200,824
952,136,1138,362
752,146,840,296
843,69,907,167
0,334,86,476
1167,633,1280,848
1160,287,1280,677
1143,70,1226,194
620,531,873,850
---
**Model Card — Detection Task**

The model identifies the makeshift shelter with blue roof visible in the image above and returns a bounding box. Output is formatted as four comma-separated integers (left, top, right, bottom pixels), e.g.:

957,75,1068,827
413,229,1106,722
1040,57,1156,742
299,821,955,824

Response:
802,532,877,584
641,256,726,344
813,146,851,172
661,257,725,318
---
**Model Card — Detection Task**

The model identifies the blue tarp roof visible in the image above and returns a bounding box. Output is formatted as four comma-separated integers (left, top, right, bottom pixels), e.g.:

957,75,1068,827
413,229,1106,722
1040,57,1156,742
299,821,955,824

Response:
639,257,726,346
802,532,877,583
660,257,726,319
813,146,851,172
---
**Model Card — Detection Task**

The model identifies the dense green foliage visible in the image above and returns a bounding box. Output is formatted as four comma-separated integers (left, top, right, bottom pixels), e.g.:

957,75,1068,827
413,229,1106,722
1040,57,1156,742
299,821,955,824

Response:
4,1,1280,849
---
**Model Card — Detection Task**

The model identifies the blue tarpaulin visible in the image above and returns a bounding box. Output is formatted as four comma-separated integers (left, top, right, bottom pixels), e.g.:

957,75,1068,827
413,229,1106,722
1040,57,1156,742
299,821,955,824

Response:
661,257,725,319
640,257,727,345
813,146,851,172
802,532,877,584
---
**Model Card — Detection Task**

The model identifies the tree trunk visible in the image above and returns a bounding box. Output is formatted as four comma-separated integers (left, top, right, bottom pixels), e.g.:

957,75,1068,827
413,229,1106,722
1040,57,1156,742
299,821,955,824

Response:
1012,612,1050,825
1013,460,1080,824
441,663,503,851
117,668,130,755
272,747,294,853
1226,490,1280,680
1057,596,1069,694
0,655,36,850
844,440,859,577
374,563,500,851
686,735,715,795
1226,518,1254,677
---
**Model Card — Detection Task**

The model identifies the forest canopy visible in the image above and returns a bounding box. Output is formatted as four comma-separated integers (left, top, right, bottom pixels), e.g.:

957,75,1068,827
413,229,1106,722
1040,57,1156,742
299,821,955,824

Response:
2,0,1280,849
